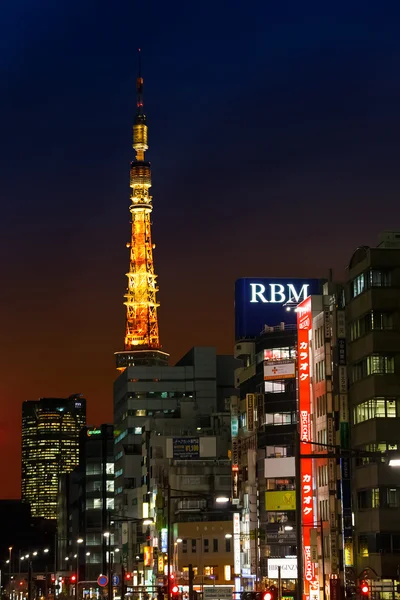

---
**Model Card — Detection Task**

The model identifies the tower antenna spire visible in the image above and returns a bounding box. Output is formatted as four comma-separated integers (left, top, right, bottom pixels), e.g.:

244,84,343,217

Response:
136,48,144,114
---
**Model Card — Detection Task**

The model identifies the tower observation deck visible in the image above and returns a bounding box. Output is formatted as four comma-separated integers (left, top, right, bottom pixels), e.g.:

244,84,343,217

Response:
115,54,168,370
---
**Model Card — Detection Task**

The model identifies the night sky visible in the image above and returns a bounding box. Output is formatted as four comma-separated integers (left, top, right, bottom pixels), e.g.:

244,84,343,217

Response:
2,1,400,498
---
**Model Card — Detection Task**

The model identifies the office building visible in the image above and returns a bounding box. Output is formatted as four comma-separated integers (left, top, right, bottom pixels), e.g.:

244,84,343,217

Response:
347,232,400,592
57,424,115,584
232,277,321,592
21,395,86,519
114,346,239,582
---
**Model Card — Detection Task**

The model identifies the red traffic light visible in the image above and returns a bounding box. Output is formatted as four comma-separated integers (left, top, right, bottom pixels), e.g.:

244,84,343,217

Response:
125,573,131,580
263,593,273,600
172,585,179,594
71,575,77,583
361,582,369,595
170,574,175,580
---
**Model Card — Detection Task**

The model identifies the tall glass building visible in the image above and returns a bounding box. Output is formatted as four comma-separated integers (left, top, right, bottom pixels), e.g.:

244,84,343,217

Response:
21,395,86,519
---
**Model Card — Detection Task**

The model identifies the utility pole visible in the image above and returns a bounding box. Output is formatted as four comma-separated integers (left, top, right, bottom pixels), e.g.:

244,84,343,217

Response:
121,565,125,600
108,543,113,600
188,564,194,600
27,561,32,600
44,566,48,600
278,566,282,600
321,518,326,600
167,482,171,600
295,428,303,600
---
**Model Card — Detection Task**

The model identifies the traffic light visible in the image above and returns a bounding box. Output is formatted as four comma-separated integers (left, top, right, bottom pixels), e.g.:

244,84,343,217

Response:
71,575,77,583
125,573,131,581
172,585,180,598
263,592,273,600
360,582,370,597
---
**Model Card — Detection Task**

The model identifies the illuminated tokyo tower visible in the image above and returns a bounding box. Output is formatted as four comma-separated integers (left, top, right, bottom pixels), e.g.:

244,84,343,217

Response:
115,52,169,370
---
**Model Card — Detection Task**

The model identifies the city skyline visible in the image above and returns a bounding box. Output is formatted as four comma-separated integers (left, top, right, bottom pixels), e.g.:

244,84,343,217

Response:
2,1,400,499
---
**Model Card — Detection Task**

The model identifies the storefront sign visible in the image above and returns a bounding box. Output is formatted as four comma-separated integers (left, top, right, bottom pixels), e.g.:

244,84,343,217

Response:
173,437,200,459
246,394,255,431
264,359,296,380
297,297,318,600
233,513,241,575
267,558,298,579
265,490,296,511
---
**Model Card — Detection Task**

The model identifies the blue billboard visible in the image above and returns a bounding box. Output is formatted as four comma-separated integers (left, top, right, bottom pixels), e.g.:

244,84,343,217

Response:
235,277,321,339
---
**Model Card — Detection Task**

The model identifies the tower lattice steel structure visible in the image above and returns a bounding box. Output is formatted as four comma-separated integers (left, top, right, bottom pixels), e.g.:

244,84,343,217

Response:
116,54,168,370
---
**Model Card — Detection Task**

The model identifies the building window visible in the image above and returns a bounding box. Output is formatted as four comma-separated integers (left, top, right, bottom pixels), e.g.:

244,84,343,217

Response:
182,540,188,554
358,488,380,509
266,478,295,491
353,397,399,423
106,463,114,474
352,273,366,298
224,565,232,581
266,446,288,458
192,540,197,553
351,355,395,383
265,412,295,426
213,539,218,552
264,381,286,394
203,539,209,553
386,488,400,508
369,270,392,287
367,355,395,375
225,538,231,553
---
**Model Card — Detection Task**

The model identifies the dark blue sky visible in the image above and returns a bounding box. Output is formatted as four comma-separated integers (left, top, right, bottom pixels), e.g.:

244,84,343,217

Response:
1,0,400,496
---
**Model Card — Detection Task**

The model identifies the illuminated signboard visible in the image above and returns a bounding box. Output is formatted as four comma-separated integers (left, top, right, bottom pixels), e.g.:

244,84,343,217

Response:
144,546,152,567
87,429,101,436
265,490,296,511
246,394,255,431
297,297,318,600
161,528,168,553
264,359,295,381
267,558,298,579
233,513,241,575
172,437,200,460
235,278,320,339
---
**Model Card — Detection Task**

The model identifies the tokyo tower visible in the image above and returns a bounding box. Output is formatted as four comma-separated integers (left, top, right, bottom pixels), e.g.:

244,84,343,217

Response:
115,53,169,370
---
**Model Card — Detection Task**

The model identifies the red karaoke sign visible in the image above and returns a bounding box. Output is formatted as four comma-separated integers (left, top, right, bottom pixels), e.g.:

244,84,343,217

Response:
297,297,317,600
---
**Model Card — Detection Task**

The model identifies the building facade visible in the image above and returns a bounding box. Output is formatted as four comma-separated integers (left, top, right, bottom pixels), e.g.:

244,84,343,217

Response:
234,326,298,590
347,232,400,593
57,424,115,584
22,395,86,519
113,346,239,586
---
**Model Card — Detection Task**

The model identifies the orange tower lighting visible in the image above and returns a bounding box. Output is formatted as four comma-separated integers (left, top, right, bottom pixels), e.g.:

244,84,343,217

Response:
115,50,169,371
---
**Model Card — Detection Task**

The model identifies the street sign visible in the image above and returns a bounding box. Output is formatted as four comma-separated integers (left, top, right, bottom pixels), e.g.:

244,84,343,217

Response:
203,587,233,600
112,575,120,586
97,575,108,587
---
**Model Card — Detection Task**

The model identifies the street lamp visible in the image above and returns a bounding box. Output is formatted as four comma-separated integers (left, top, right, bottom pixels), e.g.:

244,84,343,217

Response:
225,534,232,539
215,497,230,504
142,519,154,526
44,549,49,554
389,458,400,467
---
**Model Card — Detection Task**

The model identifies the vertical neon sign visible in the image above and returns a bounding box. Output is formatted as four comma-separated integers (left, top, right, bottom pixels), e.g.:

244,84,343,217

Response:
297,297,317,600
